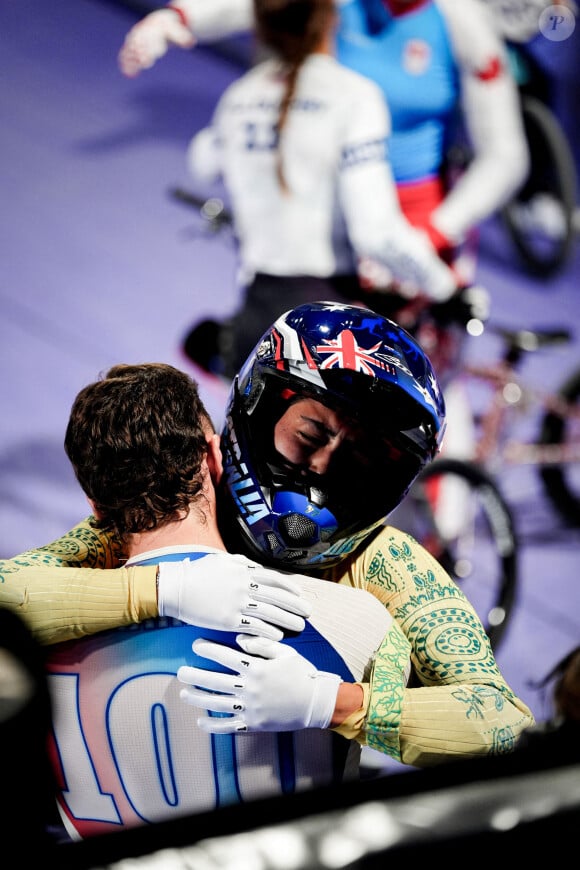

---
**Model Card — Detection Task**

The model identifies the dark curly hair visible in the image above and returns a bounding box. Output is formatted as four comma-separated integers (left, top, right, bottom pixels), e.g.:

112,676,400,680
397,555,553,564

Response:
64,363,214,540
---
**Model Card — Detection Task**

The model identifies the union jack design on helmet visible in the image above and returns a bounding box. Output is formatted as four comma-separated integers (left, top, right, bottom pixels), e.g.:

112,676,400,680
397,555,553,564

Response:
316,331,392,374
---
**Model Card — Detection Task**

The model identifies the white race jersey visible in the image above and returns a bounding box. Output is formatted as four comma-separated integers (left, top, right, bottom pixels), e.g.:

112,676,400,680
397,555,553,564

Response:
177,0,530,250
188,53,456,299
46,546,399,838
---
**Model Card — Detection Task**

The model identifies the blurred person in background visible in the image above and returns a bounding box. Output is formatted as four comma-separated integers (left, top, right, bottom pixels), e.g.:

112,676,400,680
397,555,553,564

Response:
514,644,580,760
477,0,578,241
119,0,527,287
179,0,459,380
118,0,529,479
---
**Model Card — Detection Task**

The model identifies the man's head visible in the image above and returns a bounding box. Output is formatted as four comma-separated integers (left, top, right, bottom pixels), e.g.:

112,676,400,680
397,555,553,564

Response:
65,363,219,540
219,301,446,570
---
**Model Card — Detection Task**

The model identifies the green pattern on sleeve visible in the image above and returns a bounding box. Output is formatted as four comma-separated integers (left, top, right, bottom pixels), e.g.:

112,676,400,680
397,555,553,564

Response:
338,526,535,764
0,517,125,573
365,620,412,760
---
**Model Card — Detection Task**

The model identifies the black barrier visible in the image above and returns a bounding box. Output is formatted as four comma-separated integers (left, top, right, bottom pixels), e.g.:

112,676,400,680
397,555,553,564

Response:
51,744,580,868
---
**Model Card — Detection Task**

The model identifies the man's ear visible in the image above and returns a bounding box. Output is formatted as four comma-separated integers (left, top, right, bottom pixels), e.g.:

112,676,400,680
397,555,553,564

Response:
205,432,223,485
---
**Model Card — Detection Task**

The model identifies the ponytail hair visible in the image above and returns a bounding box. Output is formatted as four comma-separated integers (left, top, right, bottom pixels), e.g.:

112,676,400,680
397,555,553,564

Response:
254,0,334,191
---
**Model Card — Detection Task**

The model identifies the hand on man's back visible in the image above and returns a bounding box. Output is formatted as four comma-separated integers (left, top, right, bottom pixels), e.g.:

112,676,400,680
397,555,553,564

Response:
157,553,312,640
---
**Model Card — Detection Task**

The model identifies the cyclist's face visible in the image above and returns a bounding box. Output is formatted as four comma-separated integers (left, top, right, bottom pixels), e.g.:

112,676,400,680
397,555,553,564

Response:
273,398,365,477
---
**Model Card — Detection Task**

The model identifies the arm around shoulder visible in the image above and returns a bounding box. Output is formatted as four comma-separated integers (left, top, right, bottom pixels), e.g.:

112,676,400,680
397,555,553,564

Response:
0,518,158,645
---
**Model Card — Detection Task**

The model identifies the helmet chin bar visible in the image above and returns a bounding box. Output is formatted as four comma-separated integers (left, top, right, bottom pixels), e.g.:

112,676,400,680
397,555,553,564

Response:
229,481,387,570
271,491,339,546
233,489,343,567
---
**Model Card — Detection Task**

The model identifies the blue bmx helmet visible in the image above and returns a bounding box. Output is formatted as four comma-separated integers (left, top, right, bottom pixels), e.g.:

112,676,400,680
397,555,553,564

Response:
220,302,446,570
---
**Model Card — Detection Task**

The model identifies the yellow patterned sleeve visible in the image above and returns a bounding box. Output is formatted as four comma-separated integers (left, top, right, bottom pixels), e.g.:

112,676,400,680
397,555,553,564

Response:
0,518,158,645
334,524,535,765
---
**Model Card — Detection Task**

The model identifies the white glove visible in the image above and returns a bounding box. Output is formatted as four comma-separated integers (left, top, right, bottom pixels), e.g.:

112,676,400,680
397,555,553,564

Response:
157,554,311,640
177,635,342,732
118,8,196,78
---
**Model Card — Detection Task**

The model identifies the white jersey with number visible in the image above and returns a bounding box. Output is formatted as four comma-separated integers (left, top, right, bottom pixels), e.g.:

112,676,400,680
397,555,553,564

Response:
46,546,397,839
188,53,456,300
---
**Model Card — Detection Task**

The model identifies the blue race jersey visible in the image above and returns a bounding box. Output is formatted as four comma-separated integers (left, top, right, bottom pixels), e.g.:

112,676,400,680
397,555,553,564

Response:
47,548,392,838
336,0,460,182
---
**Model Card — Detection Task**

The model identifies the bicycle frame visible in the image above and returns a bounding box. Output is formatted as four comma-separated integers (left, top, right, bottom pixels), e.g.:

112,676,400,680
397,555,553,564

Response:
463,328,580,470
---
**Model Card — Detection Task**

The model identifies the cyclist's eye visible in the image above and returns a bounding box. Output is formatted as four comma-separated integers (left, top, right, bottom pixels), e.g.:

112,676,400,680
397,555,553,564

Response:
297,430,326,449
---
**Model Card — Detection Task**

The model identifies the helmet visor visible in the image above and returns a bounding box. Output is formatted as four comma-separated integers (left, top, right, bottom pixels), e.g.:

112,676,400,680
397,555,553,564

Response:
247,381,425,535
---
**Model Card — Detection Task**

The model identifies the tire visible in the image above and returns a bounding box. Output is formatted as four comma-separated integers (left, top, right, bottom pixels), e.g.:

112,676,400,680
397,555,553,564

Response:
389,458,518,651
501,95,577,277
538,367,580,527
